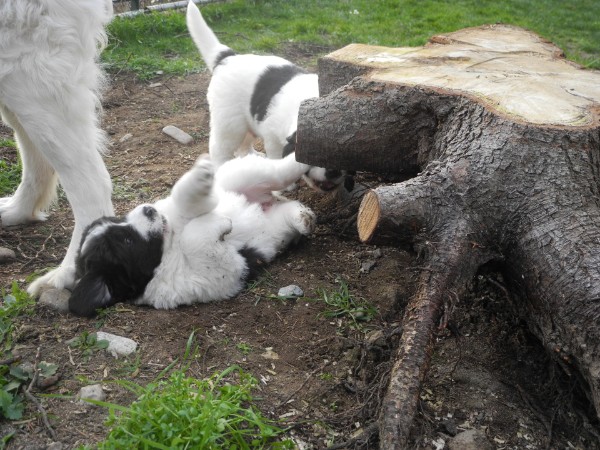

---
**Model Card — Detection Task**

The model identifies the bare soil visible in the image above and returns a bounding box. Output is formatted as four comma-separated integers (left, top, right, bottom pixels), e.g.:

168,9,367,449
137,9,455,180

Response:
1,49,599,449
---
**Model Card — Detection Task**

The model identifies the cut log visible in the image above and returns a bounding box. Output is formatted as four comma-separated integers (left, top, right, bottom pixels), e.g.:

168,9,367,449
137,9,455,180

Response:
296,24,600,448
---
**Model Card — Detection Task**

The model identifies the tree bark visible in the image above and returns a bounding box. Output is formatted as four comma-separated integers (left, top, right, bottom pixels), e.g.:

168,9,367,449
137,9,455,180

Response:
296,24,600,448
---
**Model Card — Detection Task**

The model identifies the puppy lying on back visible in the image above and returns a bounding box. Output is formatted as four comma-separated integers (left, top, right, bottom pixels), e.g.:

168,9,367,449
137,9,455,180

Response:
69,153,315,317
186,0,353,192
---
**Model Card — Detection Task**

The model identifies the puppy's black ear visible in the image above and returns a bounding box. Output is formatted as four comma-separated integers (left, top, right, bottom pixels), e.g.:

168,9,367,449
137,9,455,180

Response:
68,271,118,317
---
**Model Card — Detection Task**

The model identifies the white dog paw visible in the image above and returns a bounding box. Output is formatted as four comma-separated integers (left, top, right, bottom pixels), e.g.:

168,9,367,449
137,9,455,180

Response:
294,207,316,236
0,198,47,226
189,156,215,194
27,265,77,297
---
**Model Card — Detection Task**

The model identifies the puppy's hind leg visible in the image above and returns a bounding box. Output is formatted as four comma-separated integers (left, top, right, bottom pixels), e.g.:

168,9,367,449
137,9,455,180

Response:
170,155,218,218
0,105,58,225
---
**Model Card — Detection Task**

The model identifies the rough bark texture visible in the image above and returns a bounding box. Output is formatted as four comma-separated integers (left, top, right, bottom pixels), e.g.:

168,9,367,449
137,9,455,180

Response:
296,24,600,448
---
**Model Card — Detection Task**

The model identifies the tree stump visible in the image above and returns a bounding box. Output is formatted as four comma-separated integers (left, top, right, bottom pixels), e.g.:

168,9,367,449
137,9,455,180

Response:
296,24,600,448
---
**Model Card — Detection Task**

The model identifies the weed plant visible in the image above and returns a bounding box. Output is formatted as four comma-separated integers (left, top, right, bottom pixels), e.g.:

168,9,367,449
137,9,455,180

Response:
0,283,37,420
89,335,293,449
316,279,377,330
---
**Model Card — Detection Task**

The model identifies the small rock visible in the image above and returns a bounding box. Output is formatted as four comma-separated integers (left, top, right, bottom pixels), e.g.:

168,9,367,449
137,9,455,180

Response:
148,82,163,88
95,331,138,357
78,384,105,405
278,284,304,298
39,289,71,313
0,247,16,264
448,429,493,450
119,132,133,143
261,347,280,360
46,442,64,450
162,125,193,145
359,259,377,274
440,418,458,436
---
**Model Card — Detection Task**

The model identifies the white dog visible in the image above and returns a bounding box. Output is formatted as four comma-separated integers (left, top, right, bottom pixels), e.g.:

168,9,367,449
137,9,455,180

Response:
186,1,351,192
68,152,315,317
0,0,114,295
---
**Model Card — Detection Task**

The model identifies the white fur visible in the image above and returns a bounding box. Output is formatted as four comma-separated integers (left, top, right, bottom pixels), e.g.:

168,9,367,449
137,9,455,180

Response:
0,0,114,295
186,1,318,166
136,153,315,310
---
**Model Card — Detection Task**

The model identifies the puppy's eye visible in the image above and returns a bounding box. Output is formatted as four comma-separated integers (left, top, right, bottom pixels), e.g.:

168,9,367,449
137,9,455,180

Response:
124,237,133,246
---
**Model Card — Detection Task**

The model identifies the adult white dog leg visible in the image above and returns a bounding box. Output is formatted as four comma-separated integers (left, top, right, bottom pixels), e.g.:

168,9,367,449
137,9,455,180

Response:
18,93,113,295
0,106,58,224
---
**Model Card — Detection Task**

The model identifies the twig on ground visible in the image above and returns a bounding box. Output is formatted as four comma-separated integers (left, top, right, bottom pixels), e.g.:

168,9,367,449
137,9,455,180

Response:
278,359,331,407
23,347,57,441
326,422,379,450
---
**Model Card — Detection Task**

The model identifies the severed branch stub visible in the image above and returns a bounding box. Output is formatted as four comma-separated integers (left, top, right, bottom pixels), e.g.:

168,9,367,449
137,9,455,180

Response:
296,24,600,448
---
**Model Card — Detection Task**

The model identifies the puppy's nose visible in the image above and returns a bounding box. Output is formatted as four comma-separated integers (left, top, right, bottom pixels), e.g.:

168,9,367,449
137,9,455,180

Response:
143,205,156,219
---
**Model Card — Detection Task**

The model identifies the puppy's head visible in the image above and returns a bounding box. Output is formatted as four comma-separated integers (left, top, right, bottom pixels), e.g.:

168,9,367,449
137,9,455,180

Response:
68,205,166,317
283,132,355,193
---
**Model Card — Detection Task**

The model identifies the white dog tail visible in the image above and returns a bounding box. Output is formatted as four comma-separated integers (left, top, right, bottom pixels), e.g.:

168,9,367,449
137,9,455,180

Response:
186,0,234,72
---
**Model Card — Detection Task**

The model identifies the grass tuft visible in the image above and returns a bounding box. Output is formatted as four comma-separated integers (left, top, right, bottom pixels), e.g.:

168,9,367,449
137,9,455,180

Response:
95,366,293,449
316,279,377,330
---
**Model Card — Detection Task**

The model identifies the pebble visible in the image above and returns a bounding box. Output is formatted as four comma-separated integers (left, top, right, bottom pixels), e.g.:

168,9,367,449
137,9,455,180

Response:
278,284,304,298
78,384,105,406
448,429,493,450
359,259,377,274
39,288,71,314
96,331,138,358
162,125,193,145
119,132,133,143
0,247,16,264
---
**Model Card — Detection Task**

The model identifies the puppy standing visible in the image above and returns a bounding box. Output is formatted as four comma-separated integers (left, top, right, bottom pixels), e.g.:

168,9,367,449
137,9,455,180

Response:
186,1,346,191
0,0,114,295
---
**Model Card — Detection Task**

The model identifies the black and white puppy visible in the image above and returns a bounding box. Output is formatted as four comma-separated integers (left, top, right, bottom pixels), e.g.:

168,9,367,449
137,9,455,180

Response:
186,1,351,192
69,153,315,317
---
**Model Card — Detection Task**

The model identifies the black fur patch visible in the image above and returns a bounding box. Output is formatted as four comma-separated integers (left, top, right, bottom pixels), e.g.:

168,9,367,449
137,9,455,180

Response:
250,64,306,122
68,217,164,317
239,246,267,282
213,48,236,69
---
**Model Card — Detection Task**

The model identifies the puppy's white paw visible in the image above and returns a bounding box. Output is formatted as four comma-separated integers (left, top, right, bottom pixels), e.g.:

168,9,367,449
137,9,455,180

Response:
189,156,215,195
293,206,316,236
27,265,77,297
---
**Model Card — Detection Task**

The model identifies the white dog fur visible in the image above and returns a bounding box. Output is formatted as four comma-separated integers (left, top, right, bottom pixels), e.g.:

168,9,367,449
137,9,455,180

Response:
68,152,315,316
0,0,114,295
186,1,347,191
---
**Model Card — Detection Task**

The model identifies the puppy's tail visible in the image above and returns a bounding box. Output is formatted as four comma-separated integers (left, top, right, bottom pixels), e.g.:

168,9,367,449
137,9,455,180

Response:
186,0,235,72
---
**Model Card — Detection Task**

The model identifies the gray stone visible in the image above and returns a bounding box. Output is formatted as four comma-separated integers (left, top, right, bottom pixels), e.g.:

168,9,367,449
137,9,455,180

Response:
278,284,304,298
38,288,71,313
119,132,133,142
96,331,138,357
448,429,493,450
360,259,377,274
0,247,16,264
78,384,105,405
162,125,193,145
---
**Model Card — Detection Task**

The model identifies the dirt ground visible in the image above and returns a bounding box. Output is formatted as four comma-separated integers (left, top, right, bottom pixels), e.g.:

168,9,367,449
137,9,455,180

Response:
1,48,600,449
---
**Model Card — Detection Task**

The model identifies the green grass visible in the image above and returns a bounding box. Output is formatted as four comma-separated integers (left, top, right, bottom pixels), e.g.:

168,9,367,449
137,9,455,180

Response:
96,366,293,449
0,139,20,197
0,283,37,421
70,333,293,448
103,0,599,80
315,279,377,330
